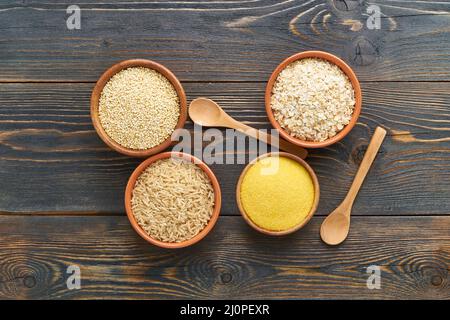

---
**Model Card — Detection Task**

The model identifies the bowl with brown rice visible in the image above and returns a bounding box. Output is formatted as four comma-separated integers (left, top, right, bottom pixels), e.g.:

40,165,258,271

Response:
265,51,362,148
91,59,187,157
125,151,222,249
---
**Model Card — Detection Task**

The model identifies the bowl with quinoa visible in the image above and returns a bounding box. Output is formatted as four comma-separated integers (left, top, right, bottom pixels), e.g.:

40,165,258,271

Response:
125,151,222,249
265,51,362,148
91,59,187,157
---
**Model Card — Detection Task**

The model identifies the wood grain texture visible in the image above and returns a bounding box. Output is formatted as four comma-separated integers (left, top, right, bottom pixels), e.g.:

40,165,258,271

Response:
0,0,448,302
0,82,449,215
1,1,450,81
0,215,448,300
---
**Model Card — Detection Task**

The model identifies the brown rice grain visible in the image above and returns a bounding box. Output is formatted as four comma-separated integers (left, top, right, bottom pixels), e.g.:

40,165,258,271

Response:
131,157,215,243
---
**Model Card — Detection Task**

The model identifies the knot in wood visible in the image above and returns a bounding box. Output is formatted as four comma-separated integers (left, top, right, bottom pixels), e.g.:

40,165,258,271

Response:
431,275,443,286
332,0,362,12
351,37,378,66
23,275,37,288
352,144,367,165
220,272,232,284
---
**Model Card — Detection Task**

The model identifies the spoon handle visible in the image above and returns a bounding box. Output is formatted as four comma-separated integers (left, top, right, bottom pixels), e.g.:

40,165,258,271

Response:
231,120,308,159
344,126,387,207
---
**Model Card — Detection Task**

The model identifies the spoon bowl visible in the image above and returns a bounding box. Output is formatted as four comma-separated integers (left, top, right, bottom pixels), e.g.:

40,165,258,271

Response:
320,205,351,245
189,98,225,126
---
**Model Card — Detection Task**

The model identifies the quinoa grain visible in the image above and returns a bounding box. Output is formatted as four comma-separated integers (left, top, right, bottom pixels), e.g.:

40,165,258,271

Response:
99,67,180,150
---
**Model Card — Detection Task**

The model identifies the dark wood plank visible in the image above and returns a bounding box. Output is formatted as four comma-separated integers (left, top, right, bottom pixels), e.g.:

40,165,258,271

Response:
0,82,449,215
0,215,448,299
1,1,450,81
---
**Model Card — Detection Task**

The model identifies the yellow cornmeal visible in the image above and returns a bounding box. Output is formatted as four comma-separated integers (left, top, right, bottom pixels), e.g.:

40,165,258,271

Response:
240,156,315,231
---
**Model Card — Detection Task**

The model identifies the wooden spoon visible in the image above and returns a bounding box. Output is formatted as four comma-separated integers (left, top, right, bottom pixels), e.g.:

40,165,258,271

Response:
320,126,387,245
189,98,308,159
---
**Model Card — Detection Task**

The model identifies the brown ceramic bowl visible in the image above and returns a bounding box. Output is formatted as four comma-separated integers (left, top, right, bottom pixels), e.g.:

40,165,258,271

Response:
91,59,187,157
125,151,222,249
236,152,320,236
265,51,362,148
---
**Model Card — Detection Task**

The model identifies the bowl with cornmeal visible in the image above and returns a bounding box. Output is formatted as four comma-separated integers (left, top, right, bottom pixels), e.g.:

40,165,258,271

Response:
236,152,320,236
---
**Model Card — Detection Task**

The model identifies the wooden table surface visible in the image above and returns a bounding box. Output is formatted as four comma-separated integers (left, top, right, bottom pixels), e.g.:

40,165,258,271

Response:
0,0,449,300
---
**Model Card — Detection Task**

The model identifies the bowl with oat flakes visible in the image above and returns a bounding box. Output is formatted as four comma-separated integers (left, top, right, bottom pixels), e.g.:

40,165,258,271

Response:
265,51,362,148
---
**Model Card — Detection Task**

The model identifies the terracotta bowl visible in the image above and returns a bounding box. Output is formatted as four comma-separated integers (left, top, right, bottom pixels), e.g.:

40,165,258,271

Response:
91,59,188,157
265,51,362,148
125,151,222,249
236,152,320,236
